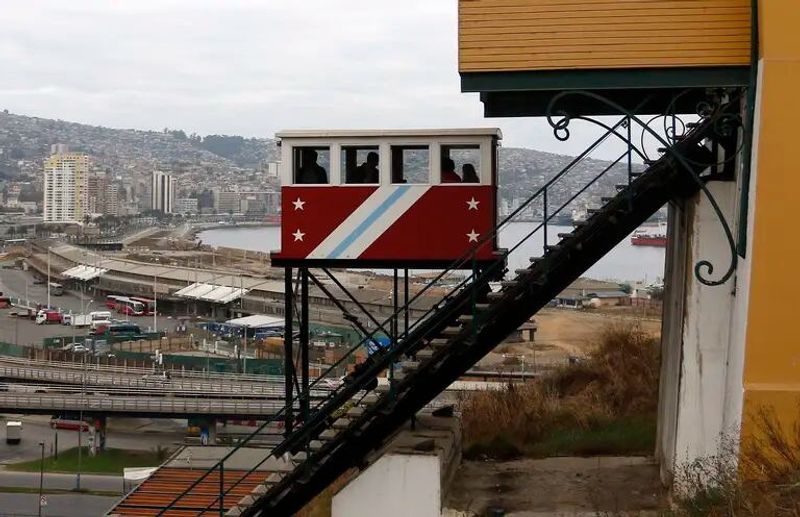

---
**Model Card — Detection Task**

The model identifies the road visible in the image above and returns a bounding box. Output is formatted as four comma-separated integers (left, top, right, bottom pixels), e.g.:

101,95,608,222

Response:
0,415,184,464
0,492,119,516
0,471,122,492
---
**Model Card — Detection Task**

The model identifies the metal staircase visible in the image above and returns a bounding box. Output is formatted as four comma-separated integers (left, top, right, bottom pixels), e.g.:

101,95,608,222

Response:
152,100,738,517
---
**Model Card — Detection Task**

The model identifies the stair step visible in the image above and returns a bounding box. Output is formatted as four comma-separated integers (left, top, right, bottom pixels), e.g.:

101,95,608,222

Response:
416,348,435,360
332,418,351,430
657,147,667,154
630,172,643,178
429,338,450,348
375,383,391,393
458,314,475,322
252,483,270,495
643,159,657,166
573,220,588,227
601,197,613,204
487,291,504,300
615,184,628,191
492,248,508,257
686,122,700,129
440,326,461,336
309,440,324,451
319,429,338,441
475,303,491,311
545,244,561,253
500,281,517,289
361,393,379,405
557,232,571,239
529,256,543,263
586,208,601,215
238,495,256,506
266,472,284,484
399,361,420,371
514,268,531,276
226,506,243,516
347,406,365,418
291,452,307,463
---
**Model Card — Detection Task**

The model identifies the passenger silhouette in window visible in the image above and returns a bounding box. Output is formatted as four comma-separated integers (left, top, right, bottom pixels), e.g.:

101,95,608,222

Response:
461,163,479,183
356,152,379,184
297,149,327,184
441,157,461,183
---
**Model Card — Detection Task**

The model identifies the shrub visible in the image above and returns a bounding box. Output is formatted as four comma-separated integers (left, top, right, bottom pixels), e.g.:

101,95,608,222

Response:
461,323,659,458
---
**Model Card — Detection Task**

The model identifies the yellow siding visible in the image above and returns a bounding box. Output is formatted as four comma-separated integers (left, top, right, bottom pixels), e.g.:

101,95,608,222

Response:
741,0,800,443
459,0,752,72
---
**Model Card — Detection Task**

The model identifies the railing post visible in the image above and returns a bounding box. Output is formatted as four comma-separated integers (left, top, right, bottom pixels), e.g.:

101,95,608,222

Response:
219,462,224,516
543,188,548,250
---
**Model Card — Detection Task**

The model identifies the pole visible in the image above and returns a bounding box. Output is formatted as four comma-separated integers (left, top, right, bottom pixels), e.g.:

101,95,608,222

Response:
241,276,246,374
47,248,51,309
153,274,158,333
300,268,309,422
76,356,85,491
38,442,44,517
283,268,294,435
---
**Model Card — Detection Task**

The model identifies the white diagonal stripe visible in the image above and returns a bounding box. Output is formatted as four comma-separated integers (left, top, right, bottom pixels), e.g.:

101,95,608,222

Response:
308,185,429,259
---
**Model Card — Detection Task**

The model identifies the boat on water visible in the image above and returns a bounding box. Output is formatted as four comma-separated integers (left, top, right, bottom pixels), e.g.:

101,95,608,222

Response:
631,223,667,247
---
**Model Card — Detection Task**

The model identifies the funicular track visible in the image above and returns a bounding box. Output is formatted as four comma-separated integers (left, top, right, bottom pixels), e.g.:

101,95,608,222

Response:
145,97,741,517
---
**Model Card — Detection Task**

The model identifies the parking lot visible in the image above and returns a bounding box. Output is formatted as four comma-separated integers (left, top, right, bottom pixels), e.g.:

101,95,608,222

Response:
0,266,181,348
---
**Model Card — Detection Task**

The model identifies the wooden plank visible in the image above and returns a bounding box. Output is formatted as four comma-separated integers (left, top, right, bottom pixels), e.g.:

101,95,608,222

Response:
459,29,751,42
459,56,749,72
460,38,751,51
460,14,749,29
460,0,748,7
460,0,749,15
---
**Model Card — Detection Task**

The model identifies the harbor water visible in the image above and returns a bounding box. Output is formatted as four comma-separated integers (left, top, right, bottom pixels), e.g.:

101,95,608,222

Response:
197,222,666,284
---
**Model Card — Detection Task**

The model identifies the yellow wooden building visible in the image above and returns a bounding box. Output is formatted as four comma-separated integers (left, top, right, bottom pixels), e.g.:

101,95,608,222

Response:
458,0,799,484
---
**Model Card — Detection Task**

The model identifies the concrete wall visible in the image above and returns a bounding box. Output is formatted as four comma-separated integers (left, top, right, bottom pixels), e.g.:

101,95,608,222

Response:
657,104,757,481
332,454,441,517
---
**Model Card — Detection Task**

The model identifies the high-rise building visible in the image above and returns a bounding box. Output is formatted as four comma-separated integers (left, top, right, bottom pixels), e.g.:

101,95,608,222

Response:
43,149,90,223
151,170,175,214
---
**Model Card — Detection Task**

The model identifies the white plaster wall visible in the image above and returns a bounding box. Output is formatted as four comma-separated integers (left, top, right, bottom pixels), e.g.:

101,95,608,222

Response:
332,454,441,517
674,180,737,465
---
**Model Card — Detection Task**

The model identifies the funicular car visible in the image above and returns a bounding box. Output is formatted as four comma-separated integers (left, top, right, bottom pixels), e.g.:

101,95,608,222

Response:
270,128,502,268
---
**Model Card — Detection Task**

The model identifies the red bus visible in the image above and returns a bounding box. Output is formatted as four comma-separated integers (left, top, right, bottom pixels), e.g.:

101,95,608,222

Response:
118,297,145,316
105,295,126,309
130,297,156,316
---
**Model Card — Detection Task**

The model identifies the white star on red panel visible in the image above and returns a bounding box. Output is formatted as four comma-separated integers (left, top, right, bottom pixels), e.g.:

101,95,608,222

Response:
466,229,480,243
293,229,305,242
467,197,480,210
292,198,305,210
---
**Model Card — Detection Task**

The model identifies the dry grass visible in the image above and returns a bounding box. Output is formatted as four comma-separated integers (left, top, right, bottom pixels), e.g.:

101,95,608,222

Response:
674,405,800,516
460,323,660,459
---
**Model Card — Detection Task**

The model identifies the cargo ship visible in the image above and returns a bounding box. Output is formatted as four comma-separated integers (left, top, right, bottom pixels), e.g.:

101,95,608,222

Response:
631,224,667,247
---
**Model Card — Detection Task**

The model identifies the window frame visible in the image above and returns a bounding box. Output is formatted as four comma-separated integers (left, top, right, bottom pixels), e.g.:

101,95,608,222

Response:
389,143,432,186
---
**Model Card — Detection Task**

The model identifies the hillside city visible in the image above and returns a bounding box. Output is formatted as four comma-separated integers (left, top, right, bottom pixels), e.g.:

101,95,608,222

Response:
0,110,645,231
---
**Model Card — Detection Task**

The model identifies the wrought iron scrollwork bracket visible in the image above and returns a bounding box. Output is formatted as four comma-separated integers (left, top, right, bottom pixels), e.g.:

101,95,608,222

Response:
545,90,746,287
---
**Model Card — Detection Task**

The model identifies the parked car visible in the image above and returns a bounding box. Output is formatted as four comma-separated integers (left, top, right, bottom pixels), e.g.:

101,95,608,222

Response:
71,344,89,353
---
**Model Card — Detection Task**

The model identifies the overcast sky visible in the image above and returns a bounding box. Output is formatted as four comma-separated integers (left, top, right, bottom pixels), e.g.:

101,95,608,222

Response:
0,0,625,158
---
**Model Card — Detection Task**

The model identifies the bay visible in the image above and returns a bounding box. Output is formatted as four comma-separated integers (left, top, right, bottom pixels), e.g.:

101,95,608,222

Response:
197,222,665,284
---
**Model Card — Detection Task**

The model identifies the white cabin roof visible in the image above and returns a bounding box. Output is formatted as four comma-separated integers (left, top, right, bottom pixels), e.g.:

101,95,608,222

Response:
275,128,502,140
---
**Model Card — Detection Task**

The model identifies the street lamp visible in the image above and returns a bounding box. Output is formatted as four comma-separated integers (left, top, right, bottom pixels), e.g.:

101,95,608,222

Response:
38,441,45,517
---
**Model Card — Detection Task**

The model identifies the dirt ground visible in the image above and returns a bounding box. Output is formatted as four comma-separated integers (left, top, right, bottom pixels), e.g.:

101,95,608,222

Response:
445,456,666,516
477,307,662,370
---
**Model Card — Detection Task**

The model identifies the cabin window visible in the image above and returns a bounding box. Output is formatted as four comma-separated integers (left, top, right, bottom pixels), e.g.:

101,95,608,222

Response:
293,146,330,184
391,145,429,184
341,146,380,184
441,145,480,183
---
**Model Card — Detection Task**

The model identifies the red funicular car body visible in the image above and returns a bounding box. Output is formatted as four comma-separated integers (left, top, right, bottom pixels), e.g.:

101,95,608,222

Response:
270,128,501,269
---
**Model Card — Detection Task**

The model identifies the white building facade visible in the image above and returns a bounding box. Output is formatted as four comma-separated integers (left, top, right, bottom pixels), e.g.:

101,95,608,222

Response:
151,170,175,214
43,151,89,223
